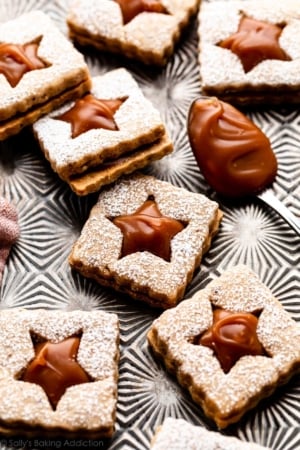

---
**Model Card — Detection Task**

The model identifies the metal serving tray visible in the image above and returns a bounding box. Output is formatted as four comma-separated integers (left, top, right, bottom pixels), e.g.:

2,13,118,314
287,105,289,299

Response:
0,0,299,448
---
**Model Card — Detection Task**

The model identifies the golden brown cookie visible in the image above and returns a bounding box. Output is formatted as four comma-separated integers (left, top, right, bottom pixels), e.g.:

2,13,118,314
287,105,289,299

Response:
147,265,300,428
67,0,201,66
69,173,222,309
151,418,270,449
198,0,300,105
0,308,119,438
33,68,173,195
0,10,91,140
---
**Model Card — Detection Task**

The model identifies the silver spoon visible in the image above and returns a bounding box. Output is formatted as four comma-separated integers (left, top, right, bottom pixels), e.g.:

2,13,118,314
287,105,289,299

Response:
258,188,300,235
188,97,300,236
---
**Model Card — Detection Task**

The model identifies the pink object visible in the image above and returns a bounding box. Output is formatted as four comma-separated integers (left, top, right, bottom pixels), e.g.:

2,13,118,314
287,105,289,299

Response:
0,197,19,284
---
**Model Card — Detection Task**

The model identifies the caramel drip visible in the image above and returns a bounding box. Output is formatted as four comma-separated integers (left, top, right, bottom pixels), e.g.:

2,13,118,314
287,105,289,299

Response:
187,97,277,197
219,16,291,72
114,0,168,25
0,41,47,87
112,199,185,261
56,94,124,138
22,336,90,409
197,309,265,373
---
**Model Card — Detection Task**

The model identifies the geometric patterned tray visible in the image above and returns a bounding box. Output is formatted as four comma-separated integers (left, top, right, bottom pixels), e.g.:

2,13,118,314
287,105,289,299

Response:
0,1,299,448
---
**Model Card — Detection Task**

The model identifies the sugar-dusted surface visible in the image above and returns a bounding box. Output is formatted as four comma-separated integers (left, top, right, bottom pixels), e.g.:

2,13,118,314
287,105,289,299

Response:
0,308,119,437
69,173,221,308
198,0,300,103
0,0,299,448
67,0,201,65
0,10,90,121
33,68,166,178
151,417,270,449
147,265,300,428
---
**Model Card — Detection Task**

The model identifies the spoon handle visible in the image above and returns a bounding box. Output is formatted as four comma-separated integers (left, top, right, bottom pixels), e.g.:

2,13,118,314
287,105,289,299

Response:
258,189,300,235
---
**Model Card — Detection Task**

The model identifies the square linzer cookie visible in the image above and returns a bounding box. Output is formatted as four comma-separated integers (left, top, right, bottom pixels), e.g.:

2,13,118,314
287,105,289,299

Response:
69,173,222,309
198,0,300,105
147,265,300,428
151,418,269,449
67,0,201,66
0,308,119,439
0,10,91,141
33,68,173,196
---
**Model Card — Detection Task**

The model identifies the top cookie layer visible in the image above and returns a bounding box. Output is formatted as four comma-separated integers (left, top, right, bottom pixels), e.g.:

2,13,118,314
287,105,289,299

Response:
67,0,201,65
0,308,119,438
198,0,300,104
69,173,221,308
33,68,167,180
151,418,269,449
147,265,300,427
0,10,90,122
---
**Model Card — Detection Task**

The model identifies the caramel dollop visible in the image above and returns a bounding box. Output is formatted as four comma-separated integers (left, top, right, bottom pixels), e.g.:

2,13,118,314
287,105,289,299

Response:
56,94,124,138
22,336,90,409
112,199,185,261
0,41,47,87
219,16,290,73
114,0,168,25
187,97,277,197
197,309,264,373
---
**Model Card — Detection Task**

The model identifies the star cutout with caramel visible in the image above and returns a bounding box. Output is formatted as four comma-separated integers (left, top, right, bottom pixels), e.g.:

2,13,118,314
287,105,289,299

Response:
21,334,91,409
0,39,49,87
195,308,265,373
219,16,291,73
56,94,125,138
114,0,169,25
112,199,185,261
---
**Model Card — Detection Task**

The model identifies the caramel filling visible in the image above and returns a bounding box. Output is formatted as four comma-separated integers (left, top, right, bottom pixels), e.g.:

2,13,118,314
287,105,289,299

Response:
219,16,291,73
187,97,277,198
114,0,169,25
56,94,125,138
21,336,91,409
0,39,48,87
195,309,265,373
112,199,185,261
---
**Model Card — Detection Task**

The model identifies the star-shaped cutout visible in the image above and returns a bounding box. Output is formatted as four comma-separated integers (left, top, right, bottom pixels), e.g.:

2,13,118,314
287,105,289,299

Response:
195,309,265,373
21,334,91,409
219,16,291,72
56,94,125,138
112,199,185,261
0,38,48,87
114,0,169,25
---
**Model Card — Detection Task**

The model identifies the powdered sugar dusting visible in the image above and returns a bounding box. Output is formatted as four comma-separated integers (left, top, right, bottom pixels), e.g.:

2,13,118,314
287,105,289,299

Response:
67,0,200,65
33,69,165,177
70,173,221,308
198,0,300,95
148,265,300,428
0,10,89,121
0,308,119,435
151,417,269,449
